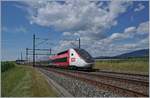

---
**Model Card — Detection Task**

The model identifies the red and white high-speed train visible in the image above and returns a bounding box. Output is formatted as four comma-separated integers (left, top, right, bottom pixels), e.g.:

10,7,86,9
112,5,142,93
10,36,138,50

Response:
49,48,94,69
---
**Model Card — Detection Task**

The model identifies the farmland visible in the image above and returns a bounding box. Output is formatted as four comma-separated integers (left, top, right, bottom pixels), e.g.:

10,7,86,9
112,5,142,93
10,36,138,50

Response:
95,57,149,74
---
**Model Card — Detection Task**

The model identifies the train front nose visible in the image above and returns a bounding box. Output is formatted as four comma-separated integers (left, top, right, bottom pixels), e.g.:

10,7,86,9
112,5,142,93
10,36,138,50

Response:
84,62,94,69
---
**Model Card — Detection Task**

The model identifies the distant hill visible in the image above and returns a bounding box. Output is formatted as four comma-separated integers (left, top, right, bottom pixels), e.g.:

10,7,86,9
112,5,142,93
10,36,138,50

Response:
114,49,149,58
95,49,149,59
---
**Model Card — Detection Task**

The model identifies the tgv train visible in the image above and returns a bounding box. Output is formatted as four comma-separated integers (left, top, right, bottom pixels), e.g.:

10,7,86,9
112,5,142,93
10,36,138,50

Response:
49,48,94,70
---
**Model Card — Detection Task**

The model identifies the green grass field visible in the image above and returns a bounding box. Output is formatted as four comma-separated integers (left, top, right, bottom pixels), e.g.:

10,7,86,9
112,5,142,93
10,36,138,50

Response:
95,57,149,74
1,64,58,97
1,61,15,72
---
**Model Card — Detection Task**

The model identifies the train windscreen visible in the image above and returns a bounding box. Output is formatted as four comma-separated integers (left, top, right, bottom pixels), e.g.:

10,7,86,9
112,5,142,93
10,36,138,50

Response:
57,50,68,55
75,49,94,63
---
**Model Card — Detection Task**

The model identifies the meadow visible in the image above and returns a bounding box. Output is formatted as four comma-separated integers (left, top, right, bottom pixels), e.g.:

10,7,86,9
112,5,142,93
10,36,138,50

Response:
1,62,58,97
95,57,149,74
1,61,15,72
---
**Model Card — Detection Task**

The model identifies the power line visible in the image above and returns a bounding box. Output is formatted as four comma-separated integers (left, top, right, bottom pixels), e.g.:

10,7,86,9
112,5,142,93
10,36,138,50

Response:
25,34,53,67
35,39,49,47
27,49,51,51
62,37,81,49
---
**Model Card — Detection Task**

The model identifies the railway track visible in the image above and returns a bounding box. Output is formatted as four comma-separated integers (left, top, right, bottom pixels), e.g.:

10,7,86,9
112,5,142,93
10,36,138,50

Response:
94,69,148,80
96,69,149,77
41,67,149,97
73,70,149,86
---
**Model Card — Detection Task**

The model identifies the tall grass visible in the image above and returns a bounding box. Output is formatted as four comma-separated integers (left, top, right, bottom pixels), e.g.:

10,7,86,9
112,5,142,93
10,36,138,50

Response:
1,61,16,72
1,65,58,97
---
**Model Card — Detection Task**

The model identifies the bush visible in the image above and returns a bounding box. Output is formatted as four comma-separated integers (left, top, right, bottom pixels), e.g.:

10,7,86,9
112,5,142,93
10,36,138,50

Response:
1,62,15,72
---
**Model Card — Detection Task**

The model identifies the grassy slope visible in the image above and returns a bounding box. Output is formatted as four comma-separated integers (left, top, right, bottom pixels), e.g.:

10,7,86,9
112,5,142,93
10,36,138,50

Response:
95,58,149,74
1,65,58,97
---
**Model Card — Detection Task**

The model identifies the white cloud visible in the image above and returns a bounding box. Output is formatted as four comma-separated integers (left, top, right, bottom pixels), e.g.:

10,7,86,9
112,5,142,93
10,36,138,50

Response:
115,37,148,51
2,26,27,33
24,0,131,36
86,21,149,56
21,0,134,55
21,1,149,56
134,3,145,12
103,21,149,44
63,32,72,36
124,26,136,34
137,21,149,35
100,26,136,44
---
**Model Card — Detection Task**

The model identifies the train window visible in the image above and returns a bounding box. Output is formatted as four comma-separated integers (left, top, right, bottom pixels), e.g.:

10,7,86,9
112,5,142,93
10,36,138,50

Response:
57,50,68,55
74,48,94,63
52,57,67,63
71,53,74,56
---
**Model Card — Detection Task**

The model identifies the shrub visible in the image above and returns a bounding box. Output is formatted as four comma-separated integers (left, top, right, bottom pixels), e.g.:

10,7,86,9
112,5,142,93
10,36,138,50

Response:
1,61,15,72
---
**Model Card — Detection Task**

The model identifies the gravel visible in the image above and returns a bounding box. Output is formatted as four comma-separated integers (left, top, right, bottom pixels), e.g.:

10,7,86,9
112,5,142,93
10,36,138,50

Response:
38,68,117,97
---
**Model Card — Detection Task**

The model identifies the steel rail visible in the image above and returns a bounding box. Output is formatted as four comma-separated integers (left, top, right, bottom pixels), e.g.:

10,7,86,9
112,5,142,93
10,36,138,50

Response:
43,68,148,97
95,69,149,77
73,70,149,86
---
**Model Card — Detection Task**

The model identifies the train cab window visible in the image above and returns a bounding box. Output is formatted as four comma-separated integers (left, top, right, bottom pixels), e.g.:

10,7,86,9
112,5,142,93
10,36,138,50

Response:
71,53,74,56
74,48,94,63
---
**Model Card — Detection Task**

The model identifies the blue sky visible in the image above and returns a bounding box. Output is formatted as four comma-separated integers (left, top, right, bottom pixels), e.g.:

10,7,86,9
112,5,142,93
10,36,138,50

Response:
1,1,149,61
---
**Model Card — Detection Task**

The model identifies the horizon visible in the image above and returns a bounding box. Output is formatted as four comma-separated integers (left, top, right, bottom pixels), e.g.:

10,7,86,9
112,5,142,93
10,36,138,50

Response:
1,48,149,61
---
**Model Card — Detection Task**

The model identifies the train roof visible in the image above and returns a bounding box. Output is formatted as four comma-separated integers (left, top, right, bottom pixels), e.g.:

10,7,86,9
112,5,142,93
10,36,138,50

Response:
57,48,84,55
57,50,68,55
57,48,73,55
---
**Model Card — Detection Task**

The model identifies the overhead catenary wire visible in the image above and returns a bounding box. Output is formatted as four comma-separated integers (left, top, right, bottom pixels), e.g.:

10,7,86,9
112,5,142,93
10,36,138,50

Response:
25,34,53,67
